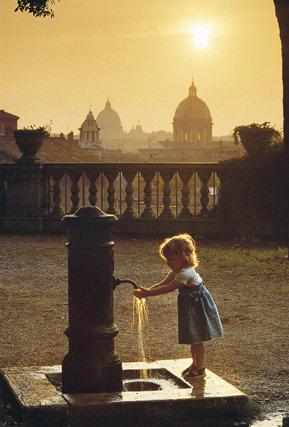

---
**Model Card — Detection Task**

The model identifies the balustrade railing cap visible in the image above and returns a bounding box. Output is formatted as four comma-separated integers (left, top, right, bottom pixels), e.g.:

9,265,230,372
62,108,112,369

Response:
62,206,118,223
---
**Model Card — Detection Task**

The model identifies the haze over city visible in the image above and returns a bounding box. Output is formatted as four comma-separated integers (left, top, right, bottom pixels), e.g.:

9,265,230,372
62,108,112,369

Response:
0,0,283,136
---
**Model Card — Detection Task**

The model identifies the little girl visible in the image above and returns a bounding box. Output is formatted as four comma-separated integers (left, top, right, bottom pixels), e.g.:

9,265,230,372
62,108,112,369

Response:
134,233,224,379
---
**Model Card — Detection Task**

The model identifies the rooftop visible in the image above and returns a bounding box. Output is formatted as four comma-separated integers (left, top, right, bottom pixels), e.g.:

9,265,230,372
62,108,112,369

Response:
0,136,99,163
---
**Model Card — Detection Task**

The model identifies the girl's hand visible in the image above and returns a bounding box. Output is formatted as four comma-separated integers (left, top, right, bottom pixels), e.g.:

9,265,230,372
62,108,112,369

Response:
134,287,150,299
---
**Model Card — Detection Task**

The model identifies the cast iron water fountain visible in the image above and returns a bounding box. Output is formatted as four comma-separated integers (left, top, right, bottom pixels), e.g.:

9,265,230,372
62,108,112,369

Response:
61,205,122,393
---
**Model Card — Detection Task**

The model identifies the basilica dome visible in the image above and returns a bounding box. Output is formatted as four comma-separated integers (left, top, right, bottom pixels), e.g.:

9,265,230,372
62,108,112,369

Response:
174,81,212,123
173,80,212,144
174,95,212,123
96,99,122,131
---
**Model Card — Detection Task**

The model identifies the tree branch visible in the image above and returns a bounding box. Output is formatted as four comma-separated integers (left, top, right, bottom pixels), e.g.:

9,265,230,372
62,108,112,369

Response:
14,0,59,18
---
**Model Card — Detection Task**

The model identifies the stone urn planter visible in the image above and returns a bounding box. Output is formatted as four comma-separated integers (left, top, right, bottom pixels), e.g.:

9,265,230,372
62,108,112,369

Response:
232,122,281,156
13,127,49,163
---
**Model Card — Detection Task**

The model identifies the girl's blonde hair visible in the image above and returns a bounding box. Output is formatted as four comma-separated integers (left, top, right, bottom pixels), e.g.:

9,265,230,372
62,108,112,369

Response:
159,233,199,268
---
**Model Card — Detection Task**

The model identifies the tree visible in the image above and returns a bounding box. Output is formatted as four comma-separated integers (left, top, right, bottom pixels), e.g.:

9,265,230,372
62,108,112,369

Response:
274,1,289,261
15,0,58,18
274,0,289,153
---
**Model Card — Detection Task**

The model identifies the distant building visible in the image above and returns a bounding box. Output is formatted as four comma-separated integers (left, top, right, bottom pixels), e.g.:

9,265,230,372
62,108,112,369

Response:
125,125,173,153
67,131,75,142
79,110,103,158
128,123,147,141
0,110,19,136
138,138,243,162
125,123,147,152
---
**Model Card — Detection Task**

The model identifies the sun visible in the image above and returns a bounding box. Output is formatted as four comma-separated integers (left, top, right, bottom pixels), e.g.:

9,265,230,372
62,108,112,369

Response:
192,25,210,49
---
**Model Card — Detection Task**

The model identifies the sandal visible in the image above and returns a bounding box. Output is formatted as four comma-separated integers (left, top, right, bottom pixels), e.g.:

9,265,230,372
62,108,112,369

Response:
183,366,206,379
181,363,195,376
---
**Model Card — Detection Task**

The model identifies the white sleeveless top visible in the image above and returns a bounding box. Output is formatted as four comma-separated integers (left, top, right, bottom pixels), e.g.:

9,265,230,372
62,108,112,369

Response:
174,266,202,286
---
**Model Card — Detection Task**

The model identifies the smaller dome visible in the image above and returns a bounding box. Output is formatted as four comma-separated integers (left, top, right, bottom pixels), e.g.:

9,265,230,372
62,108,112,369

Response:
80,110,99,131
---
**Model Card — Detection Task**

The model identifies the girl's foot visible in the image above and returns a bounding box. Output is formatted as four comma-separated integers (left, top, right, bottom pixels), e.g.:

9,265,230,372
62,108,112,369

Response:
181,363,195,376
183,366,206,379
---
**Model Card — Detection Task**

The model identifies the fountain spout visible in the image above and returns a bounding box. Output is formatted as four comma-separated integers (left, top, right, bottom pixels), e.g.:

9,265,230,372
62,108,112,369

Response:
112,276,138,290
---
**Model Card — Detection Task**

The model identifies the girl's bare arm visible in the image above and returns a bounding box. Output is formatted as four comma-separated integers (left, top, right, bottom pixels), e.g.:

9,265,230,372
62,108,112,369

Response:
148,271,174,290
134,278,181,298
147,279,180,296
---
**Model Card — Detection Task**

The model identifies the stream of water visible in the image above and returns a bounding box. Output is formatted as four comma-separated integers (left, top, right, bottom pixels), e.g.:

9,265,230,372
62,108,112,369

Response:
132,296,149,378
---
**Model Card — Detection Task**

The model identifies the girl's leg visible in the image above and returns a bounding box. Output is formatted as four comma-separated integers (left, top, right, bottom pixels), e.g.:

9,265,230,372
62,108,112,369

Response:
182,342,205,376
191,342,205,369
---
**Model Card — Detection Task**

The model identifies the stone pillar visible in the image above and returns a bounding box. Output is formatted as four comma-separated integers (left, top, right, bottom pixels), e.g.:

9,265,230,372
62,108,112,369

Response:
62,206,122,393
3,163,48,232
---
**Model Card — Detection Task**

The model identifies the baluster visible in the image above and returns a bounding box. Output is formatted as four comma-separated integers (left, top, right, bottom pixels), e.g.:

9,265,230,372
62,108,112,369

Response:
175,173,179,216
178,170,193,218
198,170,211,217
119,173,122,214
193,172,197,215
156,172,159,217
100,173,104,210
69,171,82,214
159,170,174,218
105,170,118,215
140,170,156,218
121,171,136,218
86,171,100,207
212,172,217,207
50,172,64,217
82,173,85,206
137,172,141,217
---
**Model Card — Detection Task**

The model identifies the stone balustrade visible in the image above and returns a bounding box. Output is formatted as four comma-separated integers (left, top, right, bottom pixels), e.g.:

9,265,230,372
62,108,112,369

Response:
0,160,287,238
46,163,220,219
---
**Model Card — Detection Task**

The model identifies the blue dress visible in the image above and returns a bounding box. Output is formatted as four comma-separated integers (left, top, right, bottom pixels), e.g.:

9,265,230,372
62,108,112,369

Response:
175,268,224,344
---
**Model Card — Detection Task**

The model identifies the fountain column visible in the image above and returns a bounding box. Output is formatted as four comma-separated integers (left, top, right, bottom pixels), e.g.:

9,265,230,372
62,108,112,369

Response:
62,205,122,393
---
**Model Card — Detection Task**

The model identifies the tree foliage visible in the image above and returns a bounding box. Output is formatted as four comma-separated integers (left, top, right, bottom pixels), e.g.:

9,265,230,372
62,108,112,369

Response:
15,0,59,18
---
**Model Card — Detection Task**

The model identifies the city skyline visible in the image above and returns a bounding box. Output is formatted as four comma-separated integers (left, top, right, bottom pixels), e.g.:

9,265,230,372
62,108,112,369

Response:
0,0,283,136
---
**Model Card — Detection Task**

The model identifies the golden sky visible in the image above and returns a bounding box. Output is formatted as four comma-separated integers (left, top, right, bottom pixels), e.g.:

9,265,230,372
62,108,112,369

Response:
0,0,283,136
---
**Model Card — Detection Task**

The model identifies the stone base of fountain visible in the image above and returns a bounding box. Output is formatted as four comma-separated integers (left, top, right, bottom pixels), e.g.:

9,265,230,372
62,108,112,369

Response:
0,359,255,426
